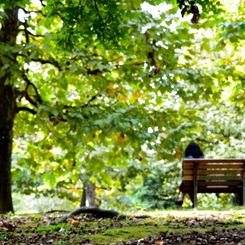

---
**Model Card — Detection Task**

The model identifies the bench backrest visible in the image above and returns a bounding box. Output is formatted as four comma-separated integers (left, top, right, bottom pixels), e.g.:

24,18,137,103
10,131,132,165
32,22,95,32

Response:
182,159,245,193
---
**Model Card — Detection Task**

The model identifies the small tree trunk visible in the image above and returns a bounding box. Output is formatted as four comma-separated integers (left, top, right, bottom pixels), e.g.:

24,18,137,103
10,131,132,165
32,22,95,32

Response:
80,182,96,207
86,181,96,207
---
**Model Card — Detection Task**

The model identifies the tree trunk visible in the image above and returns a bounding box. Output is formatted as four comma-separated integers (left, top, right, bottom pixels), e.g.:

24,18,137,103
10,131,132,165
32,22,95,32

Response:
0,84,15,213
0,6,19,213
80,187,86,207
86,182,96,207
80,182,96,207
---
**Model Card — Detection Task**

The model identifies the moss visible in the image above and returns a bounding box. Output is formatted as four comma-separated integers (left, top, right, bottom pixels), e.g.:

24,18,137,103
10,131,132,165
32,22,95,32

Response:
2,210,245,244
89,225,167,244
88,213,245,244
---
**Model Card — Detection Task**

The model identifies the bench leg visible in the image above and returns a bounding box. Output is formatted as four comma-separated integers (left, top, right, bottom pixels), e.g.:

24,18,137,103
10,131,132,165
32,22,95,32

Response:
243,188,245,206
193,161,198,208
193,192,197,208
243,162,245,206
240,191,244,206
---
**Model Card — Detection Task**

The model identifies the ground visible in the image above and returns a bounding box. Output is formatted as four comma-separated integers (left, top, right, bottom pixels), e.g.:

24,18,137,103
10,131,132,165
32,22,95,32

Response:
1,209,245,244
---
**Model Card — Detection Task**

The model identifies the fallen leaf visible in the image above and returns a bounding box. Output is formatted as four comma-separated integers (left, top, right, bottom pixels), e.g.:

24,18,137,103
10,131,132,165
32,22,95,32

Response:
67,218,81,225
3,222,16,231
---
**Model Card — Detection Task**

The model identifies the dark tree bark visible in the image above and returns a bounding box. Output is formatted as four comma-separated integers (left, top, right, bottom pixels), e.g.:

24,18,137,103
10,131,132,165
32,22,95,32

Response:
0,84,15,213
80,187,86,207
0,6,19,213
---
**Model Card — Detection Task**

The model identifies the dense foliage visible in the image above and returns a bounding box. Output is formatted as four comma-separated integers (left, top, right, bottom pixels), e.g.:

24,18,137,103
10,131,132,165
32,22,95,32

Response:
0,0,244,211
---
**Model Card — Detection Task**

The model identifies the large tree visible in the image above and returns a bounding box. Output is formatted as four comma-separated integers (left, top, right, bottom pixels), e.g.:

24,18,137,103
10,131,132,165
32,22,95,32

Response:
0,0,226,213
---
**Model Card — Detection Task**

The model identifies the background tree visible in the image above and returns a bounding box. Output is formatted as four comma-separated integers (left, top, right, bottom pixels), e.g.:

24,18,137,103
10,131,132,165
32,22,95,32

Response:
2,0,239,213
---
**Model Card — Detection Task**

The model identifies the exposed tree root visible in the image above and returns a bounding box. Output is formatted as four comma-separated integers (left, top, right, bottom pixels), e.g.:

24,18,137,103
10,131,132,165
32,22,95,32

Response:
46,209,70,214
55,206,127,224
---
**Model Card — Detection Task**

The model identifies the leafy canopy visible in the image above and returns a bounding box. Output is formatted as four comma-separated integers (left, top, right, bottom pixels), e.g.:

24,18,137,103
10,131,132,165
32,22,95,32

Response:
2,0,244,208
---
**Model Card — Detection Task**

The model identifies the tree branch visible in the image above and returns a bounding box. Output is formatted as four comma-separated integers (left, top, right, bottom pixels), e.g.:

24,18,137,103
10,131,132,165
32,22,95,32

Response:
87,68,102,75
16,106,37,114
17,54,63,71
31,58,62,71
196,138,219,144
39,0,46,7
93,0,104,24
23,18,29,45
3,55,15,62
18,29,44,38
18,6,45,16
82,95,97,108
16,89,39,108
21,70,42,105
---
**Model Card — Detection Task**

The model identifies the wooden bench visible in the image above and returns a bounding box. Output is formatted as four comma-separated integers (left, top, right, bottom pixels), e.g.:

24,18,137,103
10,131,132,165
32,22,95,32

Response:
182,159,245,208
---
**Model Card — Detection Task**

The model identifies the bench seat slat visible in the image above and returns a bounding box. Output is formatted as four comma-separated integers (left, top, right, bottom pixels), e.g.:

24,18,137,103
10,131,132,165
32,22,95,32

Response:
183,175,242,181
183,181,242,187
183,164,244,170
183,159,245,164
183,187,242,193
184,170,243,175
